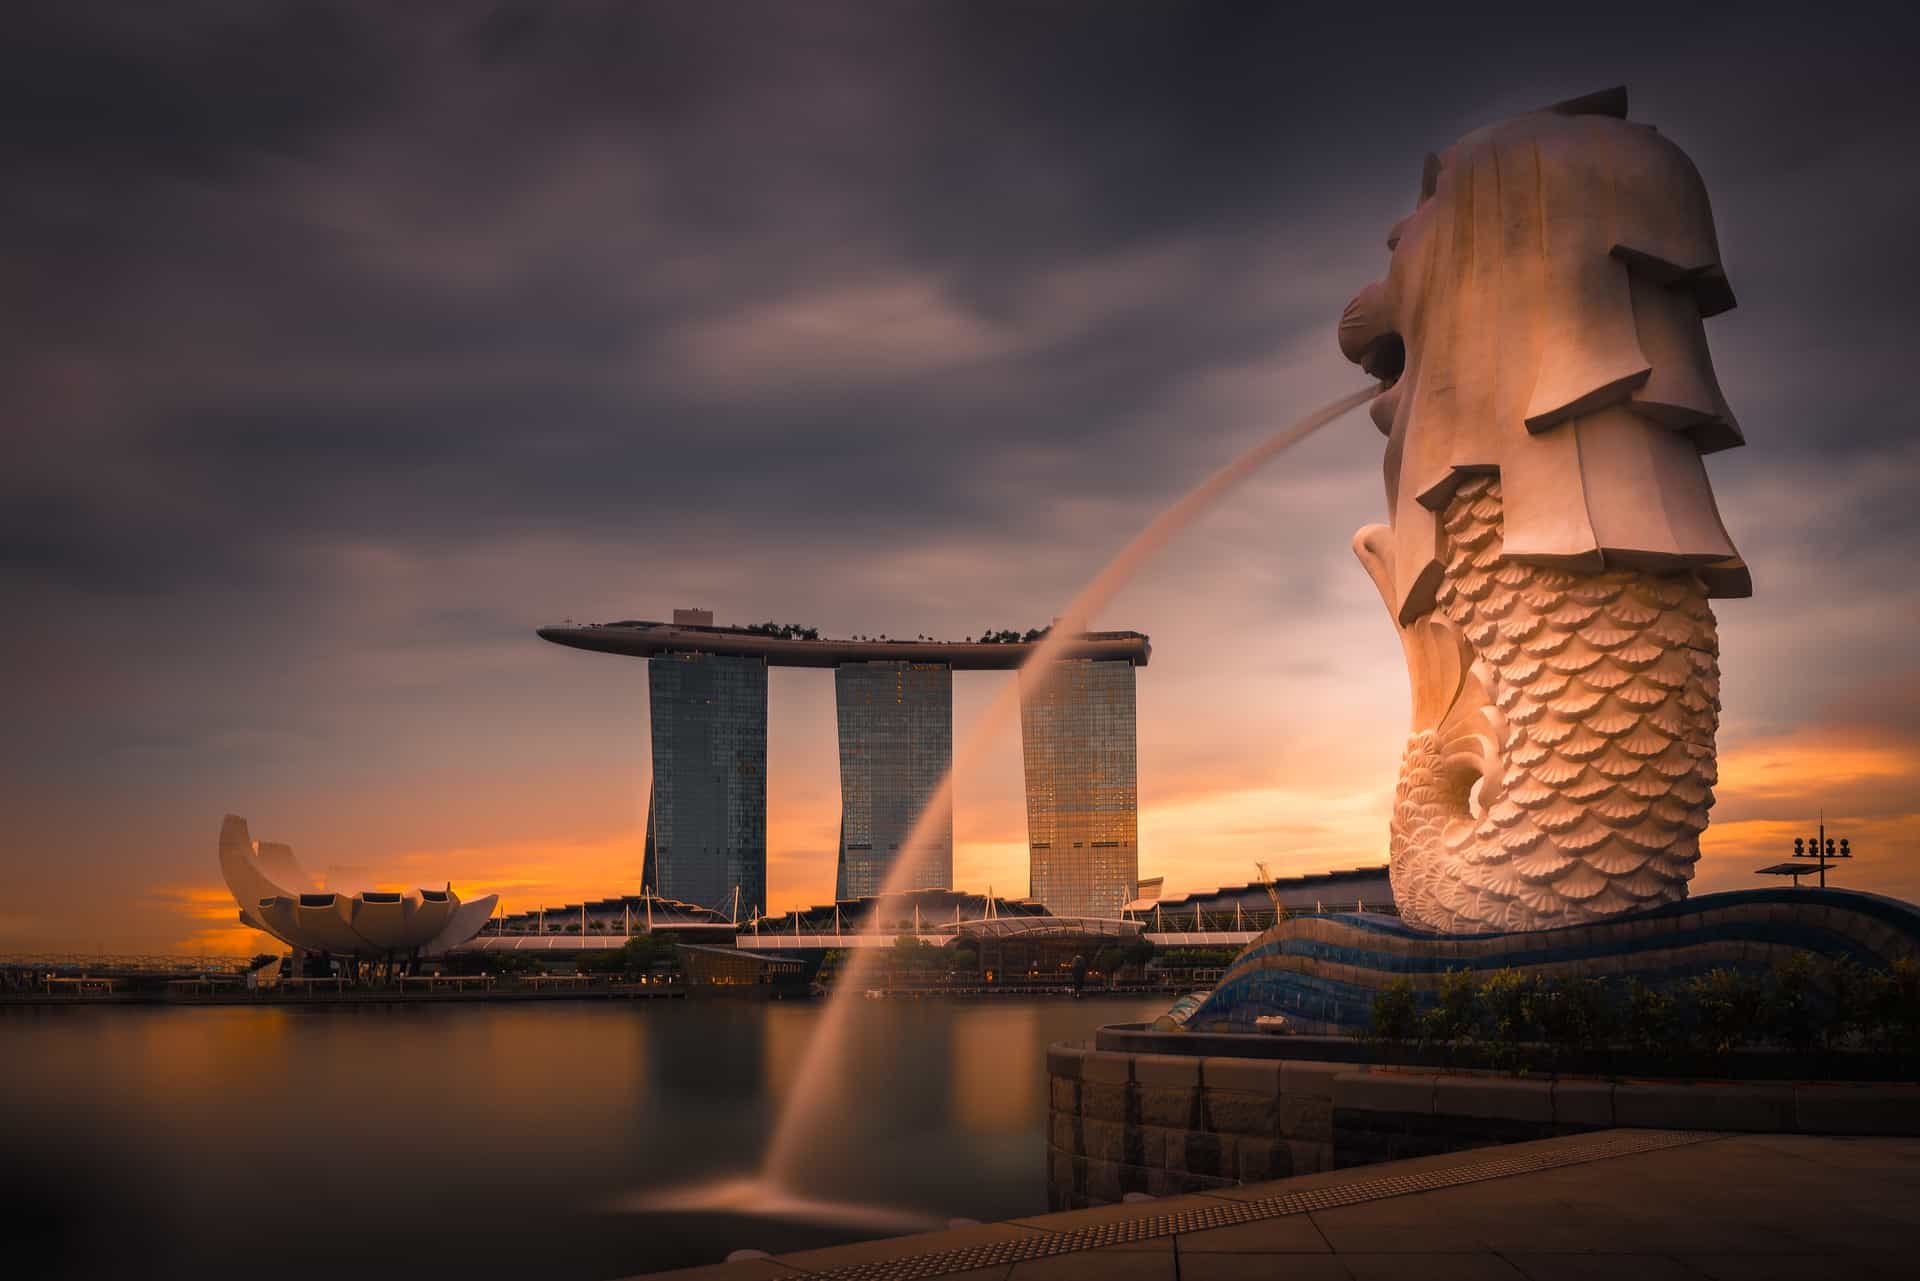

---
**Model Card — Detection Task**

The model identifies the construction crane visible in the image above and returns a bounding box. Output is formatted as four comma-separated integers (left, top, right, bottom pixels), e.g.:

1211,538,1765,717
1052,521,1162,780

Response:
1253,862,1290,923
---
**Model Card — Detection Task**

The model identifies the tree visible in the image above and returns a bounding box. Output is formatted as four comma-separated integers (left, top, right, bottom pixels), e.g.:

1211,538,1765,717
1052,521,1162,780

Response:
615,933,682,979
1368,978,1418,1045
889,935,942,969
1422,968,1478,1049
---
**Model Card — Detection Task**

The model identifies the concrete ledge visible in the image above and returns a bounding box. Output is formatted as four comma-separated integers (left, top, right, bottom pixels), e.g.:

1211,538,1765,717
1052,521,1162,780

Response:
1132,1052,1202,1089
1795,1084,1920,1136
1615,1081,1796,1131
1433,1074,1554,1123
1047,1043,1087,1081
1280,1058,1347,1100
1553,1079,1615,1128
1332,1070,1438,1114
1081,1050,1134,1084
1203,1056,1282,1096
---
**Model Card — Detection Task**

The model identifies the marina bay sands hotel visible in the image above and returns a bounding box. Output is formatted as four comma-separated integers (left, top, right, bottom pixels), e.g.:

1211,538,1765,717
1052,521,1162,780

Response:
537,610,1150,922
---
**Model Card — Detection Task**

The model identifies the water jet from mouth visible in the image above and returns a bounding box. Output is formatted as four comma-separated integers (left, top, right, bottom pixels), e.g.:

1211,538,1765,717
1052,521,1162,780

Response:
758,382,1378,1193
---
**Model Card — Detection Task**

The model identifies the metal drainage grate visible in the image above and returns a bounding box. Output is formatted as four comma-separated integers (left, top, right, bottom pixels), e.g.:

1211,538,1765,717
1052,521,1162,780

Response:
809,1130,1722,1281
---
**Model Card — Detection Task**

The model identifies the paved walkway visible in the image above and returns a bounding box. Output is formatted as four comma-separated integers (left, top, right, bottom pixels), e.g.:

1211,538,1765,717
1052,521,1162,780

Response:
643,1130,1920,1280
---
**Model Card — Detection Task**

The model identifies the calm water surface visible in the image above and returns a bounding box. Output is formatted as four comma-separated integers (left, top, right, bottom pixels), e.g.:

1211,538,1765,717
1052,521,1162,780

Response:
1,995,1166,1279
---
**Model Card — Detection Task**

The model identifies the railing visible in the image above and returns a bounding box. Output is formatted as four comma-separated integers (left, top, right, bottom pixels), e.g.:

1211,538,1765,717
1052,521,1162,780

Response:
1124,903,1396,933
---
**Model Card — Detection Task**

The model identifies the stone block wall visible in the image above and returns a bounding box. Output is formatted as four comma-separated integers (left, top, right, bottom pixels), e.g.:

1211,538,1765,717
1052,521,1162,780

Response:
1046,1041,1920,1210
1046,1042,1343,1210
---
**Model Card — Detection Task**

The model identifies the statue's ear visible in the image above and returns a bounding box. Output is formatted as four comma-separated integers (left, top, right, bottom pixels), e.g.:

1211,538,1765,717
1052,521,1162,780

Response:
1521,113,1737,438
1522,120,1654,433
1523,256,1649,431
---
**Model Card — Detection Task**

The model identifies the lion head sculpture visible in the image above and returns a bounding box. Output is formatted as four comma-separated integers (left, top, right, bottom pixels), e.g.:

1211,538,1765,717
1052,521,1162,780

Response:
1339,86,1749,627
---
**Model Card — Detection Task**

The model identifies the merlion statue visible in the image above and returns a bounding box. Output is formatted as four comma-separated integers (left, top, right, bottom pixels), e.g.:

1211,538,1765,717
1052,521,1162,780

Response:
1339,87,1749,934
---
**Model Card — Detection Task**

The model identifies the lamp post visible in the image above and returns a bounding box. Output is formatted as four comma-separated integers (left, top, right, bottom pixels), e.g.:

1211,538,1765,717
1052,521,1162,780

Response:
1792,820,1852,889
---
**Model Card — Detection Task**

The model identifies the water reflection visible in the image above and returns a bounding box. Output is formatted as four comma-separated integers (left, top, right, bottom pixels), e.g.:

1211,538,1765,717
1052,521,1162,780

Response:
0,995,1164,1279
953,1004,1040,1135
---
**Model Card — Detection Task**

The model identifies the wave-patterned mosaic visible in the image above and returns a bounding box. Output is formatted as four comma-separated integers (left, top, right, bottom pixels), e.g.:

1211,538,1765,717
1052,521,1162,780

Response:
1184,888,1920,1034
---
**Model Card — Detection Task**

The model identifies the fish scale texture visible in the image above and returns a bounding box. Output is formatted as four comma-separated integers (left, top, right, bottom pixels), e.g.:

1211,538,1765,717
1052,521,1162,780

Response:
1391,474,1722,933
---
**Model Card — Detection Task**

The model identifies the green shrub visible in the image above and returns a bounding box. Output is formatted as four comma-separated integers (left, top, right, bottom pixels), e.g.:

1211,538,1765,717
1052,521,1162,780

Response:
1422,968,1479,1048
1478,969,1536,1068
1687,968,1766,1057
1351,955,1916,1069
1623,978,1678,1053
1534,976,1614,1054
1368,977,1418,1044
1827,956,1872,1049
1766,954,1819,1052
1865,958,1920,1054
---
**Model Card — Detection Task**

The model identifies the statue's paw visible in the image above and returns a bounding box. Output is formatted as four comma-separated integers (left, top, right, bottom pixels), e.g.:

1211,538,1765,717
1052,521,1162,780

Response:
1353,524,1396,614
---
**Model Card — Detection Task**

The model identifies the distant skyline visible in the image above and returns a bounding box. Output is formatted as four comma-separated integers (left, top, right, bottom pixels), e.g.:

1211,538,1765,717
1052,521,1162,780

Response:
4,2,1918,953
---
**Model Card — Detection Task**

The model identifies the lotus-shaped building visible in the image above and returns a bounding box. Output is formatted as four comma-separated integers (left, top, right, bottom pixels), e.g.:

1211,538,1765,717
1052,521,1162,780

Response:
219,814,497,959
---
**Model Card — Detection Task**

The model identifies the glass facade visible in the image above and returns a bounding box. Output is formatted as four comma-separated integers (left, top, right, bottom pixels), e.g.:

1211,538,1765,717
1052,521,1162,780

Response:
1019,658,1138,919
834,661,953,897
643,652,767,917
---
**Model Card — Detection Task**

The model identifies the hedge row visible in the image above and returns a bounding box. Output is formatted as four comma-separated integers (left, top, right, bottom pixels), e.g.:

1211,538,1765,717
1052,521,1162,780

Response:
1366,955,1920,1068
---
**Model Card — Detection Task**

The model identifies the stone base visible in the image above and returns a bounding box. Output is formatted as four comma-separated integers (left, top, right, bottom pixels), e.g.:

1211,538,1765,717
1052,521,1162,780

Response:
1047,1039,1920,1210
1183,887,1920,1034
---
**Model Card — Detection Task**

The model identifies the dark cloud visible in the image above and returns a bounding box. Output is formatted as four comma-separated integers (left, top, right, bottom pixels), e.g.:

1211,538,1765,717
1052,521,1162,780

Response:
9,2,1918,601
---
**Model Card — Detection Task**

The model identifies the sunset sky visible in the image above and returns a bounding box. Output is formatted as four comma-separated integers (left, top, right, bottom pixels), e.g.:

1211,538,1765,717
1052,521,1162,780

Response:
4,2,1917,955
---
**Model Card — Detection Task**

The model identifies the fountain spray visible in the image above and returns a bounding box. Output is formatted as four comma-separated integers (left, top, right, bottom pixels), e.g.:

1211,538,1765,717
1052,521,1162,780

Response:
763,381,1379,1184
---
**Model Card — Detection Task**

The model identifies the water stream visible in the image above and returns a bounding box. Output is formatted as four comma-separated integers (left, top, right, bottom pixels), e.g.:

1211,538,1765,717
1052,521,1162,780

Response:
648,382,1379,1225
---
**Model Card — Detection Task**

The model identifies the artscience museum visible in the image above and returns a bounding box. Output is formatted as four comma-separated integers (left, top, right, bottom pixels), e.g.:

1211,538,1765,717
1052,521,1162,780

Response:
219,814,497,962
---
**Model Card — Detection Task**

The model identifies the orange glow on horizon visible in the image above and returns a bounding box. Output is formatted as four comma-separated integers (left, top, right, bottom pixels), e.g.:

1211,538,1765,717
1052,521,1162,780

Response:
139,690,1920,952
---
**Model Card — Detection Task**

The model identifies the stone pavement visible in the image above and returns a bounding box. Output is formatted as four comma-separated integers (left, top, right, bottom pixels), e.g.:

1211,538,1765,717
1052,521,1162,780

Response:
642,1130,1920,1280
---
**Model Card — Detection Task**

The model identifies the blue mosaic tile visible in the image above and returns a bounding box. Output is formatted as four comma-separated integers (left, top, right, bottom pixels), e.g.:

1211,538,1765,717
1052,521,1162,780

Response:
1184,888,1920,1033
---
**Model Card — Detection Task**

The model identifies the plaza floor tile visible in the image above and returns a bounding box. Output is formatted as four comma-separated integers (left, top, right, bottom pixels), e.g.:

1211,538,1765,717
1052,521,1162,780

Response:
1173,1213,1332,1253
1337,1252,1528,1280
1178,1252,1353,1280
1501,1252,1709,1280
1005,1242,1176,1280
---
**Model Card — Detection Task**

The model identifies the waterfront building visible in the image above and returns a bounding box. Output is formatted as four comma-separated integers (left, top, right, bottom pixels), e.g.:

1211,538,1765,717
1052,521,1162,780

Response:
644,650,768,917
752,888,1049,937
538,614,1150,915
217,814,497,959
1124,867,1395,931
1020,659,1139,920
675,943,807,990
834,660,953,897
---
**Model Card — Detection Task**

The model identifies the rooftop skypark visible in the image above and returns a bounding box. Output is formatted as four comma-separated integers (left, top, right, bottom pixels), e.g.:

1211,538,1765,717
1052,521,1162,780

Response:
537,616,1151,669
